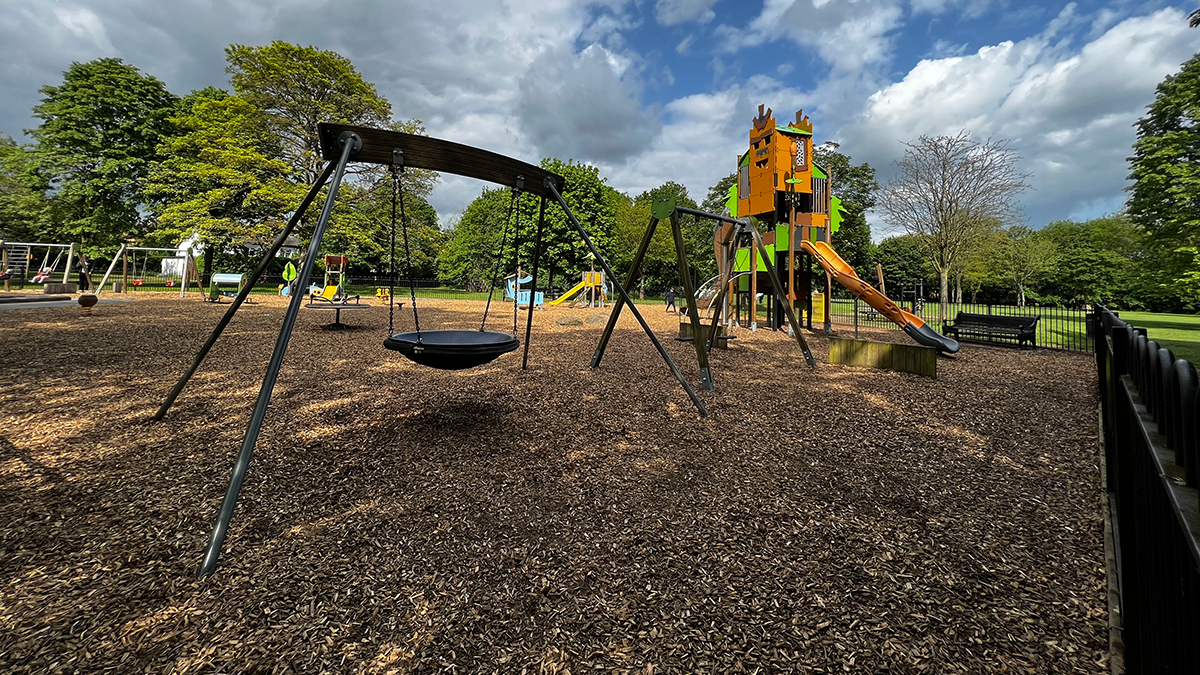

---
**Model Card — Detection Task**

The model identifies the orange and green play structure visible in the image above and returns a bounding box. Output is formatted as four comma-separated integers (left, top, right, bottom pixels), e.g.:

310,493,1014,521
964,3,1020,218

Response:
723,105,958,353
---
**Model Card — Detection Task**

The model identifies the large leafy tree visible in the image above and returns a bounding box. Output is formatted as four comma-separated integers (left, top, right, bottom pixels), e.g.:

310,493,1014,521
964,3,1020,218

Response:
1127,52,1200,292
29,58,179,250
874,235,934,294
815,142,878,277
227,41,400,185
0,136,56,242
1039,215,1145,307
144,89,304,251
439,159,616,291
994,225,1057,307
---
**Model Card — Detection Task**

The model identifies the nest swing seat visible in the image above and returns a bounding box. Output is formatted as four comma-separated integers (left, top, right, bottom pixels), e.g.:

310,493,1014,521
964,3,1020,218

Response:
383,329,519,370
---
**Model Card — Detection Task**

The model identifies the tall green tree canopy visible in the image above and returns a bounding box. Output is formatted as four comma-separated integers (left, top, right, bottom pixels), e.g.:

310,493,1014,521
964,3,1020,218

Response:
226,41,393,185
815,142,878,277
29,58,179,250
0,135,55,242
1127,52,1200,288
144,89,303,249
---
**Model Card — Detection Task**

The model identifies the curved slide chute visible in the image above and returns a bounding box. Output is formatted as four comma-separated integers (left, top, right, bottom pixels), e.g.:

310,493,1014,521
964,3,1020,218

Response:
799,240,959,354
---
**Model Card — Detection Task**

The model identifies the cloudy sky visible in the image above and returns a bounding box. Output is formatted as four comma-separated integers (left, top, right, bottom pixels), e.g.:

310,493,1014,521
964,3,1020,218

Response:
1,0,1196,236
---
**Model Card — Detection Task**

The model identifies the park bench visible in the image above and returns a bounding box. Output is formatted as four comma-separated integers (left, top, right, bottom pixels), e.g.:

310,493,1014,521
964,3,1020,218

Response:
941,312,1039,349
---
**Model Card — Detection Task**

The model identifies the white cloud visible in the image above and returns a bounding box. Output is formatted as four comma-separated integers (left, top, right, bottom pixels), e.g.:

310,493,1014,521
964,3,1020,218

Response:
716,0,908,74
655,0,721,26
837,7,1197,230
515,43,662,164
603,77,810,202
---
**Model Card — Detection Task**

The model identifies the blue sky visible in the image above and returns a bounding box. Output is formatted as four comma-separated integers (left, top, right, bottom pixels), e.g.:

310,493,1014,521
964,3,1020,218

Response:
1,0,1196,237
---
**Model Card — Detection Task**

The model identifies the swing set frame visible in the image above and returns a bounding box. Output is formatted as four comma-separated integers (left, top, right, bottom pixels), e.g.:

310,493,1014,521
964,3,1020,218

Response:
156,124,720,577
94,244,203,297
0,241,75,291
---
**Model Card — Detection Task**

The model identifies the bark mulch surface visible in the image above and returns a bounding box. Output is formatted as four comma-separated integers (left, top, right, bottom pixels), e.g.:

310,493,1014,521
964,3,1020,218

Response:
0,295,1107,674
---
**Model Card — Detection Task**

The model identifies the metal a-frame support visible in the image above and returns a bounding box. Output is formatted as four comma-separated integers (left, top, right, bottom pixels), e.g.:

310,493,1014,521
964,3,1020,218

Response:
591,197,714,391
167,124,717,578
602,204,817,370
195,131,360,578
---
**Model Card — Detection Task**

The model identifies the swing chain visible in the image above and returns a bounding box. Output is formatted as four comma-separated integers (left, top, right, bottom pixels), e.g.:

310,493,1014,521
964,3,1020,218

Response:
480,186,520,332
391,152,421,343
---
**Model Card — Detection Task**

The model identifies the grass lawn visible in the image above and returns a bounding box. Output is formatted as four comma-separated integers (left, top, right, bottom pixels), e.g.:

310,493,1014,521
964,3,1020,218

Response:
1117,310,1200,363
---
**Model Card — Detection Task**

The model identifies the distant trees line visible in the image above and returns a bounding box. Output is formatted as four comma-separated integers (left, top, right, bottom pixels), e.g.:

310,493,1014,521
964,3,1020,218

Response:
1,42,1195,311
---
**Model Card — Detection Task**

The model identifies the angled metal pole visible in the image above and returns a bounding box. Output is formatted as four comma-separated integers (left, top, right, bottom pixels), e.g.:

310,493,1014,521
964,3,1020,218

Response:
153,161,337,421
748,219,816,368
703,238,738,354
521,195,547,369
592,213,660,368
197,132,359,578
546,180,707,417
669,209,714,391
94,244,126,295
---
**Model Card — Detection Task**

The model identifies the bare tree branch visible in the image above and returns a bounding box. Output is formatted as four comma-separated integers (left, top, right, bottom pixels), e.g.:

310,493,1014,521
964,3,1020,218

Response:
876,131,1032,321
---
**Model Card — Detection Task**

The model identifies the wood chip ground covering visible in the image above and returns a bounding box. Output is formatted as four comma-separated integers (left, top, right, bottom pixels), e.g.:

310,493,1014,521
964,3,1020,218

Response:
0,294,1108,674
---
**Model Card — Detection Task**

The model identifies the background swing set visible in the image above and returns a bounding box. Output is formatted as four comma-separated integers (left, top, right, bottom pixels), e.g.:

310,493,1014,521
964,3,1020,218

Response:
94,244,202,297
0,241,76,291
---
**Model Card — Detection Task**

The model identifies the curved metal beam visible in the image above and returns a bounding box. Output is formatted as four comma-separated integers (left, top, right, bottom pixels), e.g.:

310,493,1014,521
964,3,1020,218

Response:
317,123,565,199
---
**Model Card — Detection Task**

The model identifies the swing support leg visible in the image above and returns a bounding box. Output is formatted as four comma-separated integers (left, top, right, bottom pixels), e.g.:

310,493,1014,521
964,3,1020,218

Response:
703,239,737,355
592,212,658,368
522,196,547,369
197,133,359,578
547,183,707,417
153,160,338,422
669,210,714,390
748,221,816,368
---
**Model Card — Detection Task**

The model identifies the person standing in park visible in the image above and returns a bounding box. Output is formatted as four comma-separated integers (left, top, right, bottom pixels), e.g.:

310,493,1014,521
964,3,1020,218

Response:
664,287,678,315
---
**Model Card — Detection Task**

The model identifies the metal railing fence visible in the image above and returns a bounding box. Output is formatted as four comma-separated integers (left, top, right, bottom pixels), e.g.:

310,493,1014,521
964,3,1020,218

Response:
1094,304,1200,673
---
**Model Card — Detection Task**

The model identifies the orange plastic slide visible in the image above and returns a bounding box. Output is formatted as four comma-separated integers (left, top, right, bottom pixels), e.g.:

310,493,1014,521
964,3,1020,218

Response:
799,240,959,353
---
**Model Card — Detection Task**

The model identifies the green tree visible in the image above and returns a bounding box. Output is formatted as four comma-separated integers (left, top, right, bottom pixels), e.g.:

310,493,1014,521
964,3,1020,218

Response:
144,90,304,252
29,58,179,250
1127,52,1200,293
994,225,1057,306
0,135,55,242
438,187,514,290
440,159,617,292
1039,215,1145,307
815,142,879,277
225,41,437,197
875,235,934,294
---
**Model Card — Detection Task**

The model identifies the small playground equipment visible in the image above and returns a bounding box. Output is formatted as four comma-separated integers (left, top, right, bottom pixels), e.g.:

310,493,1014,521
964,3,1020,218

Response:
307,255,361,304
206,273,246,303
548,269,608,307
154,125,716,577
94,244,202,298
0,241,76,291
716,106,958,354
505,271,544,308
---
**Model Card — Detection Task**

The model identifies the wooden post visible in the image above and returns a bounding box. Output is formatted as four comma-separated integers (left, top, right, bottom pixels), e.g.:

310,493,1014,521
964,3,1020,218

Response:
876,263,886,295
824,221,832,335
64,243,74,284
749,237,758,326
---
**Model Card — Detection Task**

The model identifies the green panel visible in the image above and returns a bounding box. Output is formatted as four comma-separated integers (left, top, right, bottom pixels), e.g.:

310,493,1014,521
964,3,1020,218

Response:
726,184,738,217
732,241,774,274
776,126,813,136
812,163,827,179
651,196,676,220
830,194,844,233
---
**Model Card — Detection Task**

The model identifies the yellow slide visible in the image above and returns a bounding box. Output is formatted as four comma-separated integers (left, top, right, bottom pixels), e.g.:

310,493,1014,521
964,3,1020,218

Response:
800,240,959,353
548,279,588,306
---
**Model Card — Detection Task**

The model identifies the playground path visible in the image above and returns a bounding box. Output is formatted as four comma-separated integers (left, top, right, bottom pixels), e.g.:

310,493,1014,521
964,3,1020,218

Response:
0,296,1108,673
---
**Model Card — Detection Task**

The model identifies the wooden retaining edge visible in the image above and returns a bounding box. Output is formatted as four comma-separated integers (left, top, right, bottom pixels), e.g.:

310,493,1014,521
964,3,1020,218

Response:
828,337,936,379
